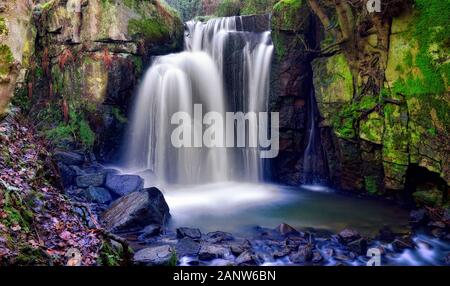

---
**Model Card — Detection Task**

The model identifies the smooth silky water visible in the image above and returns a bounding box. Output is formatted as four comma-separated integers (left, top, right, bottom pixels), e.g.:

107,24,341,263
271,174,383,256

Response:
163,183,410,236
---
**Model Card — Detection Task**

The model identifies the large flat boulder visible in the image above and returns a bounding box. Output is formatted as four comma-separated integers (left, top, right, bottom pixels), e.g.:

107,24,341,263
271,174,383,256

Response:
105,174,144,197
101,187,170,233
54,151,84,166
84,186,112,204
75,173,105,188
133,245,174,266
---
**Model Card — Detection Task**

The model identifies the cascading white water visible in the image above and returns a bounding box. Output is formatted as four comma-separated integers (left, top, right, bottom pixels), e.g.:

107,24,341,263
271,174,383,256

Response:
302,89,319,182
124,16,273,186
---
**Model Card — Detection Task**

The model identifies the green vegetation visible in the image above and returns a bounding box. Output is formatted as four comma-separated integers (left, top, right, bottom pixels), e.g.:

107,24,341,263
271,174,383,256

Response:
0,17,8,36
413,190,443,207
45,108,96,150
2,190,33,232
216,0,241,17
330,96,379,140
364,176,379,195
98,240,124,266
241,0,276,15
128,18,170,41
0,44,14,78
391,0,449,97
168,250,178,266
272,0,303,30
111,107,128,124
39,0,56,11
131,56,143,75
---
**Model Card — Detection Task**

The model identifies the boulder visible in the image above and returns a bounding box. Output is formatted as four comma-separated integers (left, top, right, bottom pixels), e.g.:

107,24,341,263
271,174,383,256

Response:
84,186,112,204
312,251,323,263
177,227,202,240
207,231,234,243
338,229,361,244
289,244,313,263
54,151,84,166
75,173,105,188
272,247,291,259
230,240,251,256
235,251,259,265
133,245,174,266
138,224,162,240
175,237,201,257
410,209,427,225
347,238,368,255
198,244,229,261
101,187,170,233
105,174,144,197
57,163,76,188
275,223,299,236
392,235,415,252
69,165,86,176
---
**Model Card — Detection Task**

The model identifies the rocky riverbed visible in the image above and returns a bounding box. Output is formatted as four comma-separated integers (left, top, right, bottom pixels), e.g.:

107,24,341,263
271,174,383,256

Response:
55,151,450,266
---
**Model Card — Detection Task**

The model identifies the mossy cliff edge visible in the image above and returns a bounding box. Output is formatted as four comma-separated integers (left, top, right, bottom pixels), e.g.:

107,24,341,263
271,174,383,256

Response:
1,0,183,160
266,0,449,207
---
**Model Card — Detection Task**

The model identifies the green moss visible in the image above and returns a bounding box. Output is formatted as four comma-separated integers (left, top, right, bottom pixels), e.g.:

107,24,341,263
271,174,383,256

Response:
39,0,56,11
364,176,378,195
0,17,8,36
35,66,44,78
128,18,170,42
391,0,449,97
360,111,384,144
15,245,48,266
382,103,409,166
241,0,276,15
12,85,31,112
216,0,241,17
272,0,303,30
272,32,286,58
0,44,14,77
44,107,95,150
123,0,136,9
79,119,95,148
98,240,123,266
111,107,127,124
167,250,178,266
131,56,143,75
413,190,443,207
45,124,76,144
2,191,33,233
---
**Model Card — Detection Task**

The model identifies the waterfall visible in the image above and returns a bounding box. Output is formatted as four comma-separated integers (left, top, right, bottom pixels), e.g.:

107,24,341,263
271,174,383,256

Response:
124,16,273,186
302,89,325,184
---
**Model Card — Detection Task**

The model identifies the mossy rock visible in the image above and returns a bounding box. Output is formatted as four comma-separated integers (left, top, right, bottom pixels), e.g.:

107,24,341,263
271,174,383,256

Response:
382,103,409,166
364,176,381,195
240,0,277,16
360,111,384,145
272,0,309,32
215,0,242,17
0,44,14,80
412,190,443,208
0,17,8,36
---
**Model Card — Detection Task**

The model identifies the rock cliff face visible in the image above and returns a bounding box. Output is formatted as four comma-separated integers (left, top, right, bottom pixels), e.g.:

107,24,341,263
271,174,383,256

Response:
269,0,315,184
2,0,183,161
0,0,36,117
270,0,449,206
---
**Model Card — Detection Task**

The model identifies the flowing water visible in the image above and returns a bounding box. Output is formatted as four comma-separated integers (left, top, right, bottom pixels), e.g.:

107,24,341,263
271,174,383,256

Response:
124,16,273,185
164,183,410,236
